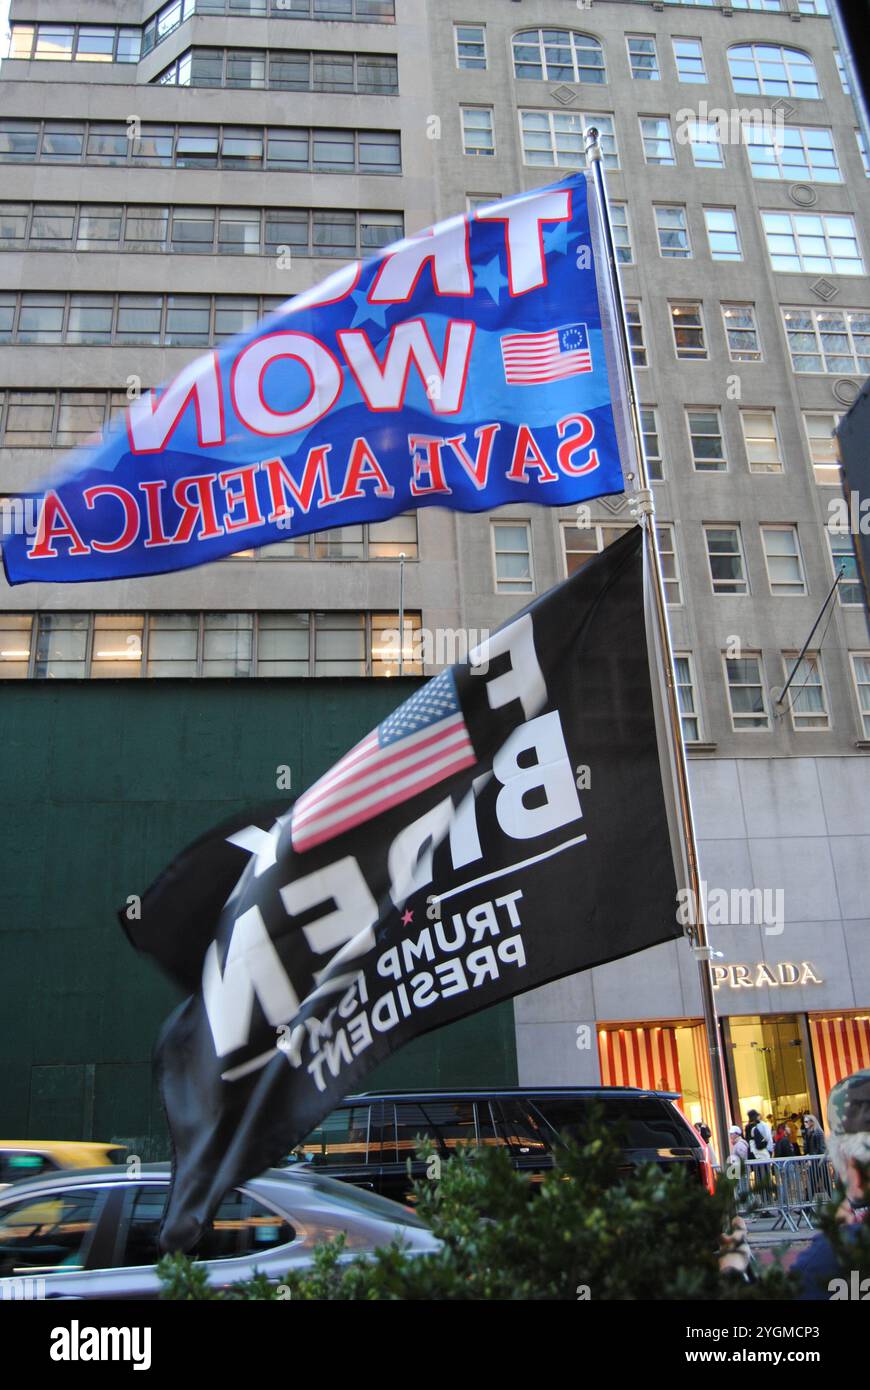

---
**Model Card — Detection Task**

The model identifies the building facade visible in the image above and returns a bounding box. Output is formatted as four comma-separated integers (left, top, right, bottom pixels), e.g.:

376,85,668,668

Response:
1,0,868,1148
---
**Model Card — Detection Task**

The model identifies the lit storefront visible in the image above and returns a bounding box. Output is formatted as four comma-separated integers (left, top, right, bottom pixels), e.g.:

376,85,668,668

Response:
598,1010,870,1143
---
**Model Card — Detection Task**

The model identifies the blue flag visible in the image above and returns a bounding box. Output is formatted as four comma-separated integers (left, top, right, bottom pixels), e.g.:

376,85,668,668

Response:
2,171,627,585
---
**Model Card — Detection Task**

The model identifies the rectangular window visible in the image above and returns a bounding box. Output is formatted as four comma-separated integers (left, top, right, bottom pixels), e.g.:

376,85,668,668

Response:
673,38,706,83
147,613,199,677
741,410,782,473
0,204,29,246
725,654,770,730
314,611,365,676
687,409,726,471
34,26,75,61
627,36,659,80
257,613,310,677
56,392,106,446
611,203,632,263
67,294,112,345
762,211,864,275
367,514,418,559
202,613,253,676
670,303,706,359
165,296,211,346
176,127,220,168
371,612,422,677
455,24,486,70
358,130,401,174
217,207,261,254
722,303,761,362
835,50,850,94
34,613,88,679
625,302,646,367
520,111,617,170
804,413,842,487
655,205,691,258
116,295,163,345
0,120,40,162
214,297,258,340
43,123,86,162
18,294,65,344
850,654,870,738
462,107,494,157
492,522,533,594
76,205,122,250
704,207,742,261
857,130,869,177
91,614,143,678
687,119,723,168
170,206,216,253
0,615,33,679
674,654,701,742
781,653,829,730
561,523,632,577
313,131,356,177
747,126,840,182
86,125,129,165
761,525,805,595
30,204,75,248
4,392,55,447
704,526,747,594
124,206,170,251
640,406,663,480
313,210,356,258
220,127,264,169
783,308,870,375
657,524,681,604
639,117,675,165
75,28,116,63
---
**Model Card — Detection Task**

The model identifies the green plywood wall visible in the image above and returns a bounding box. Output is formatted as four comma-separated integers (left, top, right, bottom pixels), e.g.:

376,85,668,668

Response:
0,679,517,1155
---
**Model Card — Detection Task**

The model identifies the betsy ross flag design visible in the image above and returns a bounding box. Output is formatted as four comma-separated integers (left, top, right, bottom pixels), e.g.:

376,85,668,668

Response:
291,668,475,852
500,322,592,385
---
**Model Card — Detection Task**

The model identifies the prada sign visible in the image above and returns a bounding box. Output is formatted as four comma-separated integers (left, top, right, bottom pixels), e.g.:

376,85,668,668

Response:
712,960,823,990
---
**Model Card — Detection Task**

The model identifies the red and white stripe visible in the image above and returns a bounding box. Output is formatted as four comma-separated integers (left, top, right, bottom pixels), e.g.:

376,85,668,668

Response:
598,1024,683,1094
810,1013,870,1119
291,713,475,853
501,329,591,384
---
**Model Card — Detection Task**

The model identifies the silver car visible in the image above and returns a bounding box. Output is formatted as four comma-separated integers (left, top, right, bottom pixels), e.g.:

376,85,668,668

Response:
0,1162,439,1299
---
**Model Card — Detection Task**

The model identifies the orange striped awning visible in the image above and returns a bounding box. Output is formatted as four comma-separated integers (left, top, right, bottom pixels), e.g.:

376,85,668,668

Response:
598,1025,682,1094
810,1014,870,1118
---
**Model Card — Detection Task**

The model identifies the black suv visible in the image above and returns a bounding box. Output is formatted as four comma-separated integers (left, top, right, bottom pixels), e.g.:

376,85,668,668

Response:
289,1087,713,1203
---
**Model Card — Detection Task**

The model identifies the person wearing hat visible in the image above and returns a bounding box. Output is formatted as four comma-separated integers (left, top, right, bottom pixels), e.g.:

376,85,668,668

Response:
728,1124,749,1164
744,1108,773,1160
792,1068,870,1300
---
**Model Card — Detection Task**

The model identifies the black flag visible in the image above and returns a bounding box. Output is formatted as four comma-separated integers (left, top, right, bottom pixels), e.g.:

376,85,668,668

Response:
131,526,682,1251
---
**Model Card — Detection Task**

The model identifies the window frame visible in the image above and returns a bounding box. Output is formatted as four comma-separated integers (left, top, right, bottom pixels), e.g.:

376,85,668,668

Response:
760,524,807,597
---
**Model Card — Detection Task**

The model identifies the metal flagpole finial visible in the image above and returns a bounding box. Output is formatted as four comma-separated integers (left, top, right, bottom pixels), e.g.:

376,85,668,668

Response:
584,126,601,163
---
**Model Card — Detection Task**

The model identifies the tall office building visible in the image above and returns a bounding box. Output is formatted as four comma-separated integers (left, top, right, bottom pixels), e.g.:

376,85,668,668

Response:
1,0,868,1147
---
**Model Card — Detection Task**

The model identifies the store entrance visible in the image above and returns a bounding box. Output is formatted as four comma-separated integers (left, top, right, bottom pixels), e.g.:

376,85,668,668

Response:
725,1014,813,1132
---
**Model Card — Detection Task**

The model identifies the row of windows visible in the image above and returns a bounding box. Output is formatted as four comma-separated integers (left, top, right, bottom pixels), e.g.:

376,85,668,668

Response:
7,3,397,67
0,203,403,257
0,293,290,347
500,519,861,609
0,119,402,174
614,202,869,275
0,388,846,497
636,399,849,488
154,47,398,92
0,610,423,679
624,296,870,376
142,0,395,55
676,647,868,739
462,106,869,191
0,603,864,738
662,0,828,12
7,24,141,64
455,30,837,103
626,299,868,383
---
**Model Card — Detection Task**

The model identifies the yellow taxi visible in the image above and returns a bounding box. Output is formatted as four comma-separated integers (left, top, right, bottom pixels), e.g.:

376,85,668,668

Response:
0,1141,127,1190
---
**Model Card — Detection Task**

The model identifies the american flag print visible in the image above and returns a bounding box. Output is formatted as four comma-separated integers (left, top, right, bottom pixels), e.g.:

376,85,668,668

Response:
500,322,592,385
291,668,476,853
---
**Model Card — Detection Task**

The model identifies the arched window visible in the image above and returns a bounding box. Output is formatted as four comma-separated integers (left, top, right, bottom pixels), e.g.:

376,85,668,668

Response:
728,44,819,99
512,30,605,85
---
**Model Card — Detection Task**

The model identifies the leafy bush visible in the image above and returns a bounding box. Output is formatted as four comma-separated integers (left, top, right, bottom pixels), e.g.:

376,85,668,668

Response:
160,1120,801,1300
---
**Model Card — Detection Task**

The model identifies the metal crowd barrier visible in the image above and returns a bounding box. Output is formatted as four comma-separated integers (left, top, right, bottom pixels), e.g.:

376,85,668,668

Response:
736,1155,836,1231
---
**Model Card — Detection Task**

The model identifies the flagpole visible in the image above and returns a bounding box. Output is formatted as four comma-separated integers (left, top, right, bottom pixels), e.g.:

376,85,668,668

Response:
584,128,732,1162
